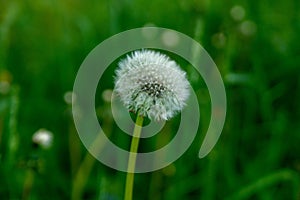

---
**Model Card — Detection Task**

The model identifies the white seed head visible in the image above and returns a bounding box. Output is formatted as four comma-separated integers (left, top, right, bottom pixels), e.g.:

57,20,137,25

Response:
32,129,53,149
114,50,190,121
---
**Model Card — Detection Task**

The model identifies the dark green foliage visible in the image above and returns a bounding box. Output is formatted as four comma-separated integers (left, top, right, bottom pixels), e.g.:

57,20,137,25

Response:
0,0,300,199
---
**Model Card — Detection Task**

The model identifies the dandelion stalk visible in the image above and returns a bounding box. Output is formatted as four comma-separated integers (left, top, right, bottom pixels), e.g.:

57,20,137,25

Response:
124,113,143,200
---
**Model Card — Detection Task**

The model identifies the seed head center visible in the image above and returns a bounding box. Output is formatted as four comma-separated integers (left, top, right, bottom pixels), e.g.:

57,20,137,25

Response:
140,80,165,98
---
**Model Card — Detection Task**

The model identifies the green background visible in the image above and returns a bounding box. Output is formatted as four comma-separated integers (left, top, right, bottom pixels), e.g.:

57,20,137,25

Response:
1,0,300,199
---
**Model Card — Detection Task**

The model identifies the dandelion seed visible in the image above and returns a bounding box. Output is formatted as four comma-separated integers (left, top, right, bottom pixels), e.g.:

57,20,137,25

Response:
114,50,190,121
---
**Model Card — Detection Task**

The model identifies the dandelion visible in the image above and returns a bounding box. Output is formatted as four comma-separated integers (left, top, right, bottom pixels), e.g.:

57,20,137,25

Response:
114,50,190,200
114,50,190,121
32,129,53,149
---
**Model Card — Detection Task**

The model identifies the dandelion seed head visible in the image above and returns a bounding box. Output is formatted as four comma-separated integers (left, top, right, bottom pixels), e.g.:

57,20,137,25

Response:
114,50,190,121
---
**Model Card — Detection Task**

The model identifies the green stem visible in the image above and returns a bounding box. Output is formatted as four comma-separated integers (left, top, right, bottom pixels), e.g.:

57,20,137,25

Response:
72,130,106,200
124,114,144,200
22,169,34,200
71,103,114,200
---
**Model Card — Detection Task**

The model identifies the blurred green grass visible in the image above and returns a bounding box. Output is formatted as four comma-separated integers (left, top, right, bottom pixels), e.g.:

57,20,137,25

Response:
1,0,300,199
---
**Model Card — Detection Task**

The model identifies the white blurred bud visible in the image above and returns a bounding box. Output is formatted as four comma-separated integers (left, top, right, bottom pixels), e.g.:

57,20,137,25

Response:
161,30,179,47
142,23,158,39
64,91,76,105
240,20,257,36
230,5,245,21
0,81,11,94
32,129,53,149
211,32,226,49
102,89,113,102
